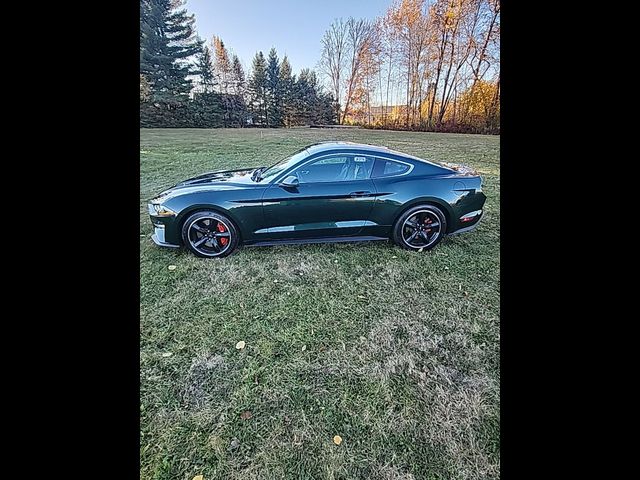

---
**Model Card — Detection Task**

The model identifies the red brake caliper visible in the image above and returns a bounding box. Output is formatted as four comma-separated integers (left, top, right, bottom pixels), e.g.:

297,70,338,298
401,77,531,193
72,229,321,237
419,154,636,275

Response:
217,222,228,246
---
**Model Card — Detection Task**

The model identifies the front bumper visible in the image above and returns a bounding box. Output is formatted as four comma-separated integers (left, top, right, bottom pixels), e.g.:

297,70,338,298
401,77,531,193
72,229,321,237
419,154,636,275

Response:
150,225,180,248
148,202,181,248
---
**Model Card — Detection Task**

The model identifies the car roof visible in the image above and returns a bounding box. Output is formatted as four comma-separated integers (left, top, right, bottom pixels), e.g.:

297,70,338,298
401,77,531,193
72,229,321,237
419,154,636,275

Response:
305,141,391,154
304,142,452,171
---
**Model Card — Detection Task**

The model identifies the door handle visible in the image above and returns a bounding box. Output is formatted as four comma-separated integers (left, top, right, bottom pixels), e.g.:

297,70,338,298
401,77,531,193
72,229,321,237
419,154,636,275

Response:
349,191,372,197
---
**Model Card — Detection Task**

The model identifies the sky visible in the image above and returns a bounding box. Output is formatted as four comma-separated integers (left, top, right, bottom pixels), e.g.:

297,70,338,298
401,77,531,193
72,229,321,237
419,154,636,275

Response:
185,0,391,75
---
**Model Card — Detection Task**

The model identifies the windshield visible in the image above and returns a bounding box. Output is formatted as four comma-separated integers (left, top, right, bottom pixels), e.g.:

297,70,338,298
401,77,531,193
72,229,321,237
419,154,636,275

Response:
258,147,310,182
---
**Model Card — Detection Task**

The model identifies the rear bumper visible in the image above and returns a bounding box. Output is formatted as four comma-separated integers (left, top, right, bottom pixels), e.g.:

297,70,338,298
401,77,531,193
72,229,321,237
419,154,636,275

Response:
151,225,180,248
448,209,484,235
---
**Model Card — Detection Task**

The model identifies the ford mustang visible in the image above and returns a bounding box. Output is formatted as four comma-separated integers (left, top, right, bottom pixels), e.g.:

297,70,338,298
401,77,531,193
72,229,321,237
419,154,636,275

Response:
147,142,486,258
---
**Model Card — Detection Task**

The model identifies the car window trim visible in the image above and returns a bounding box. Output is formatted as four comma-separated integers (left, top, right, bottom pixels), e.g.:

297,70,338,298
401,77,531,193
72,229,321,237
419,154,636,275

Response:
272,152,376,185
371,156,415,178
259,148,311,182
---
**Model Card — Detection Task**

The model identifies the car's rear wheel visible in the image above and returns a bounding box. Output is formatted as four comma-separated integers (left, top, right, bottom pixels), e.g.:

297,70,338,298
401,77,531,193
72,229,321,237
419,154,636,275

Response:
181,211,239,258
392,205,447,251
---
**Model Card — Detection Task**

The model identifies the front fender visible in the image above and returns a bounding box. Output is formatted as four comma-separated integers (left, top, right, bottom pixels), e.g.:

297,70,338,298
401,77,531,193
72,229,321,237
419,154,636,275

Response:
163,191,265,244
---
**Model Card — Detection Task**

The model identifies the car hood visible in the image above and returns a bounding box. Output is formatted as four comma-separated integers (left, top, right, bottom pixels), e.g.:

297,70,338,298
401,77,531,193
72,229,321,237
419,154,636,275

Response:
150,167,265,204
173,167,260,187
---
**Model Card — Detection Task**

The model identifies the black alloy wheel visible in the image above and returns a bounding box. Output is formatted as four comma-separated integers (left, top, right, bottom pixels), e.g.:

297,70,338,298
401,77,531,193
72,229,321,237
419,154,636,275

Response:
393,205,447,251
181,211,239,258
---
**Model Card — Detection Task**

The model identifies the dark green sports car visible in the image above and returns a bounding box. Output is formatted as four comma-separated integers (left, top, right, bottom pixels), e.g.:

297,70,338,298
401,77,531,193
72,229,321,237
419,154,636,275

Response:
148,142,486,258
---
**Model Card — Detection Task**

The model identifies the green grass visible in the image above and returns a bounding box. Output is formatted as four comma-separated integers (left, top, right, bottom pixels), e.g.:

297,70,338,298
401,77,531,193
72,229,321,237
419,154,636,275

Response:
140,128,500,480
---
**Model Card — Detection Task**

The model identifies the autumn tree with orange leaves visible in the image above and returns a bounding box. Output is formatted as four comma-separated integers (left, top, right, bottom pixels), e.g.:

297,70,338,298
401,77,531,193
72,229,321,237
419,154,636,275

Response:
320,0,500,133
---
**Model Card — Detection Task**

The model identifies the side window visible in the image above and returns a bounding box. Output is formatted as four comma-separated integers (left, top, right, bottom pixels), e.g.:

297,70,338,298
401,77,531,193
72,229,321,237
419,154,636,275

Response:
314,156,345,165
372,158,411,178
294,155,374,183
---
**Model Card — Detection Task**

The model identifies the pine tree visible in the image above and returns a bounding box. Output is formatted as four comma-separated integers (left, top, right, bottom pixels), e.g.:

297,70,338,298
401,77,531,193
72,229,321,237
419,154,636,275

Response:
190,91,224,128
291,69,336,126
279,55,294,127
265,48,283,127
248,51,268,126
189,44,224,127
294,69,314,125
212,36,232,94
318,92,337,124
229,55,247,127
231,55,245,97
139,0,202,104
210,36,227,125
196,45,215,93
307,70,321,124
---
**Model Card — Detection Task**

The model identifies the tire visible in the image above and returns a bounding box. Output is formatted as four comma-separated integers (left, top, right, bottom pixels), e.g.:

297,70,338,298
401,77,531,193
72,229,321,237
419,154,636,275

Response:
181,210,239,258
392,204,447,251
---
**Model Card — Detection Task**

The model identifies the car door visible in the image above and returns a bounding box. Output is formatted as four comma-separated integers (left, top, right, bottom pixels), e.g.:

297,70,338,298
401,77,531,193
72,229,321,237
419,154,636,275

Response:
261,153,377,239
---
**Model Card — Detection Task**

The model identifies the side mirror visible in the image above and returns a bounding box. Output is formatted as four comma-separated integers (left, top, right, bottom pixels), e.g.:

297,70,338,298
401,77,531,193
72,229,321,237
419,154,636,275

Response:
280,175,299,187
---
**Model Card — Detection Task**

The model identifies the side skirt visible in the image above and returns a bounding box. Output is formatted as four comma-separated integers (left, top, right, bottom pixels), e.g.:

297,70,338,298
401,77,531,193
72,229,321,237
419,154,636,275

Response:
245,236,389,247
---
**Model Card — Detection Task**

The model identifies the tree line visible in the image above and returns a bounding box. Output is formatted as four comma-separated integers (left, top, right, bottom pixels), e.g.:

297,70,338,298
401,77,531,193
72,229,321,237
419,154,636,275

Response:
320,0,500,133
140,0,499,134
140,0,334,128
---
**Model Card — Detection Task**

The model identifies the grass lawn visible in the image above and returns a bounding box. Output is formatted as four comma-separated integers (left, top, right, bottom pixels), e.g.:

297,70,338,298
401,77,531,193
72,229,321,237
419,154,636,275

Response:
140,128,500,479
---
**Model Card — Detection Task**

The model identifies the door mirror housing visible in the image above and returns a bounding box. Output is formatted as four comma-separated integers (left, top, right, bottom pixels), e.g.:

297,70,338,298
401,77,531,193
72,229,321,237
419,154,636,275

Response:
280,175,299,187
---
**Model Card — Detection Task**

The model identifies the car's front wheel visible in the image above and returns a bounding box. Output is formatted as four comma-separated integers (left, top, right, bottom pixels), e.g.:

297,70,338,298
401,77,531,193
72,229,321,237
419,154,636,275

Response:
181,211,239,258
392,204,447,251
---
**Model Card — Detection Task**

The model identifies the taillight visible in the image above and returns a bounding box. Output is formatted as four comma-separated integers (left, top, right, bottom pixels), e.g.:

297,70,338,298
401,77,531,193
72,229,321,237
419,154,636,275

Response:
460,210,482,222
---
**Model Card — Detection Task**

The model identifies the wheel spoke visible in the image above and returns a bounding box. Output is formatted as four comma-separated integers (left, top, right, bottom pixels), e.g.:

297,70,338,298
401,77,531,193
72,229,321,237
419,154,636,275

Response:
215,232,231,238
405,219,419,228
210,237,221,251
192,224,208,233
426,222,440,228
193,236,208,247
419,231,430,241
406,230,419,244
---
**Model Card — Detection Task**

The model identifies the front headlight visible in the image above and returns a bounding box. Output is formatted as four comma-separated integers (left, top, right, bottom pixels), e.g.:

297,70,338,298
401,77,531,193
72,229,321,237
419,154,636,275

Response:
149,203,176,217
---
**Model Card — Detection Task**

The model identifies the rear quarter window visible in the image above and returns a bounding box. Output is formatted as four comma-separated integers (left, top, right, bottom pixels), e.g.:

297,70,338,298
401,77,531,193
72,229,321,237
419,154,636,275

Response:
372,158,411,178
